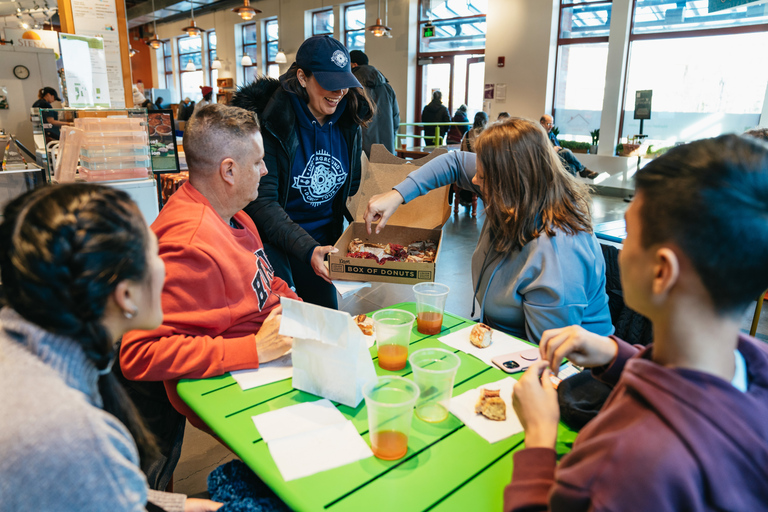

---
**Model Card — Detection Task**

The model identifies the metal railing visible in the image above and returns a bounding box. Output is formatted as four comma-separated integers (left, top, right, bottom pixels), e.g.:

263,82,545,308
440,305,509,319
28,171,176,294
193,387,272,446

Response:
397,122,470,147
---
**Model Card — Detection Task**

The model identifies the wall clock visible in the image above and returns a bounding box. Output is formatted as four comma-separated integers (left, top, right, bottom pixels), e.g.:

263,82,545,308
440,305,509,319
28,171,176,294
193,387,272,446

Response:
14,65,30,80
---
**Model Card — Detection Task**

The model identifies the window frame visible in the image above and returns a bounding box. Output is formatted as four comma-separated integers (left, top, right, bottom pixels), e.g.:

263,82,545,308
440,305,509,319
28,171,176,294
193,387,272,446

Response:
344,2,366,51
264,18,280,79
162,39,173,90
207,29,217,85
312,8,334,37
241,22,258,83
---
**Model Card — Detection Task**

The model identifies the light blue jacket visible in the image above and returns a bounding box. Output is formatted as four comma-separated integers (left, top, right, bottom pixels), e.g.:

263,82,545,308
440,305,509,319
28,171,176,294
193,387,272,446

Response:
394,152,614,342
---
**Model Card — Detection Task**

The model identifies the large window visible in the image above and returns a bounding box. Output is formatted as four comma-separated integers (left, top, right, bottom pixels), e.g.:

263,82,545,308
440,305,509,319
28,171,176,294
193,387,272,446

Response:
242,22,258,84
178,35,203,102
208,30,218,85
265,18,280,79
344,3,365,51
621,0,768,147
162,40,172,90
417,0,486,130
313,8,334,37
552,1,612,142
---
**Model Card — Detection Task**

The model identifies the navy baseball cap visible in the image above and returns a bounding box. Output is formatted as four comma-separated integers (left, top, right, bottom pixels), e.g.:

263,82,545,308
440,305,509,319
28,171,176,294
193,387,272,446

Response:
295,35,362,91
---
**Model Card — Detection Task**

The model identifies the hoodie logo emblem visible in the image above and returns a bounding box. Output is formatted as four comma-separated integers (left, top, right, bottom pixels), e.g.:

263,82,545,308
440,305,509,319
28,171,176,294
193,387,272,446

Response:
293,149,347,206
251,248,275,311
331,50,348,68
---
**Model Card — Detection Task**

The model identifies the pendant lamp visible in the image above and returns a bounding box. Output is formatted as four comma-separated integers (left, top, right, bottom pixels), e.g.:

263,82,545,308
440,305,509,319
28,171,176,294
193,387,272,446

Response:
274,0,286,63
181,2,203,37
185,60,196,71
145,0,163,48
210,10,223,69
241,54,253,67
129,46,138,57
233,0,260,21
368,0,390,37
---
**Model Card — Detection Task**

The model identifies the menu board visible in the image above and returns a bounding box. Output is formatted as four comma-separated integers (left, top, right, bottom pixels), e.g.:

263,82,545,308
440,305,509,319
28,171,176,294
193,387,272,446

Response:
148,110,180,172
70,0,125,108
59,33,111,108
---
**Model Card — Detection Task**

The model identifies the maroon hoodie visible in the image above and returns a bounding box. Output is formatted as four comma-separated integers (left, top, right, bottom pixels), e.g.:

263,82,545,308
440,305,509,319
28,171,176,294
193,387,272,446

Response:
505,335,768,512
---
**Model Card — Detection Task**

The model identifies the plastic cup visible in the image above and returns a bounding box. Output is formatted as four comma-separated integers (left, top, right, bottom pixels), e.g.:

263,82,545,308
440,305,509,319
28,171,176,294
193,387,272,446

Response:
363,376,420,460
413,282,450,335
373,309,416,371
409,348,461,423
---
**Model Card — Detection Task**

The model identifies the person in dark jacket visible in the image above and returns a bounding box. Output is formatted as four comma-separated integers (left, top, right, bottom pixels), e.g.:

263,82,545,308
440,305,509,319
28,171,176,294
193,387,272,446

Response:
447,105,469,145
421,90,450,145
506,134,768,511
231,35,373,309
32,86,71,141
350,50,399,157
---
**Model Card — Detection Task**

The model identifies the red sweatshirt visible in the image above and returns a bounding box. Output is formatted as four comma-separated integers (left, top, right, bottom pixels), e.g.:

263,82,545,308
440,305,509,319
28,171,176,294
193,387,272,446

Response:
120,182,299,430
505,335,768,512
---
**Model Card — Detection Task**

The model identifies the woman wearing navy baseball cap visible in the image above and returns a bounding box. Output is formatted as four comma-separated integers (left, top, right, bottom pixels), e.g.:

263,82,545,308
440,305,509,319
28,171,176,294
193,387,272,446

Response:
233,35,374,309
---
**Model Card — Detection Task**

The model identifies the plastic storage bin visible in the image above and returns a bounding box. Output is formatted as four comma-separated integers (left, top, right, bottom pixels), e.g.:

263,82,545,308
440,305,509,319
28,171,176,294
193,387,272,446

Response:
75,117,146,132
80,154,152,171
82,131,149,145
79,167,151,182
80,144,150,158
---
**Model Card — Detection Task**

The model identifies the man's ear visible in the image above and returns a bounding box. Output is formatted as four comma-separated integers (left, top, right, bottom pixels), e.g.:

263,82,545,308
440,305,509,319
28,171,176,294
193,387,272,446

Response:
651,247,680,304
219,158,236,186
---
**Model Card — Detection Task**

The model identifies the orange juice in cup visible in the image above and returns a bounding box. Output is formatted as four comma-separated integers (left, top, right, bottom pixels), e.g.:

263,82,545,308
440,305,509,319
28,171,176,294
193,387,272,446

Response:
363,377,420,461
373,309,415,371
413,283,450,335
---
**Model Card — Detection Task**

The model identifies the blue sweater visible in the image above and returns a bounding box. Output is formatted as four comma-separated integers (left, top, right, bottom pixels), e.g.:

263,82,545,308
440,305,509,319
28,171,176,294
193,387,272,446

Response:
393,152,614,342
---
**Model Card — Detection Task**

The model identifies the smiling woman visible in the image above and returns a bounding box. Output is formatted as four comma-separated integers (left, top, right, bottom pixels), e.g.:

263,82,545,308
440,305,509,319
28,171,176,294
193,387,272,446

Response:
231,35,374,309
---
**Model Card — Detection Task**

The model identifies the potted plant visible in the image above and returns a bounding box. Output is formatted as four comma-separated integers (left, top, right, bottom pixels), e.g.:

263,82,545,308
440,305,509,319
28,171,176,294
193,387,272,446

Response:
589,129,599,154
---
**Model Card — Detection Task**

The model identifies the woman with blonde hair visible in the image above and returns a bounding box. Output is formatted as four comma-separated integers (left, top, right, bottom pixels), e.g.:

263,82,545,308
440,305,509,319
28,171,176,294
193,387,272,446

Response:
364,118,613,342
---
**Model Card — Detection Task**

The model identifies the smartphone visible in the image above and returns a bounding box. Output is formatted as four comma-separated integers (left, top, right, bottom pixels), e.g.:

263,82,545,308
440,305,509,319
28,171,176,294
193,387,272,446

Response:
491,348,541,374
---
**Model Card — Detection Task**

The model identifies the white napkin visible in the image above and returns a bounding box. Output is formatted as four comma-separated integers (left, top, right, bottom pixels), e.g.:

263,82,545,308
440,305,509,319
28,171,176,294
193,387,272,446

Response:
439,325,534,367
231,351,293,391
332,280,372,299
449,377,524,444
252,399,373,481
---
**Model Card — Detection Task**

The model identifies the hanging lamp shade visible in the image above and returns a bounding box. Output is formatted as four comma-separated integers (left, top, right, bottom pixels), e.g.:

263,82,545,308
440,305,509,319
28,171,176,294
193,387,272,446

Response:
185,59,196,71
275,50,287,63
182,19,202,36
367,18,390,37
233,0,260,20
129,46,138,57
211,59,222,69
241,54,253,66
146,35,162,49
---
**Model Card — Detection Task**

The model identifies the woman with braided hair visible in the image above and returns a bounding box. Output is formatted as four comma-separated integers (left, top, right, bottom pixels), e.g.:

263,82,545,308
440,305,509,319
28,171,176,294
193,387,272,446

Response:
0,184,221,511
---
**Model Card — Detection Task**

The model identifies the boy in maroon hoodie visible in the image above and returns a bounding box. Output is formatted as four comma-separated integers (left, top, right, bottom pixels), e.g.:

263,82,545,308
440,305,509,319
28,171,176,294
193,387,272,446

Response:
506,134,768,512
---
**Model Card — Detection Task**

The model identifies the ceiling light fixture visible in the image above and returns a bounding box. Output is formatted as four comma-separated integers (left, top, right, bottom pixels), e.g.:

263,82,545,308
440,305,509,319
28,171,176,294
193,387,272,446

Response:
232,0,260,21
146,0,163,49
129,46,138,57
185,59,196,71
275,0,287,63
210,10,223,69
181,1,203,37
241,54,253,66
367,0,390,37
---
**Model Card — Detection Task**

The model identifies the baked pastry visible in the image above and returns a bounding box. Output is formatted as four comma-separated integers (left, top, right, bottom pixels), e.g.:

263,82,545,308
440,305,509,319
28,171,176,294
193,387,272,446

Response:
355,314,374,336
469,323,492,348
347,239,436,264
475,388,506,421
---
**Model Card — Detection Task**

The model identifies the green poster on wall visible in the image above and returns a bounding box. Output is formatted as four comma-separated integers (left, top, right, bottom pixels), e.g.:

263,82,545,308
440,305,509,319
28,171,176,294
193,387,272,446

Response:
709,0,762,13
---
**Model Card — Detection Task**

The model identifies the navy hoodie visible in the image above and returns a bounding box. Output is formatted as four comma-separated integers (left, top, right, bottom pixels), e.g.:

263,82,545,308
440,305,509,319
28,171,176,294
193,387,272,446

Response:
285,93,350,247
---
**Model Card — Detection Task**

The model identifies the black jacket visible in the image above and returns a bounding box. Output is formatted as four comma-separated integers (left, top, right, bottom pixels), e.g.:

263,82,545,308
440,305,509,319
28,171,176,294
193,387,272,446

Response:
352,64,400,156
421,100,451,141
231,78,365,263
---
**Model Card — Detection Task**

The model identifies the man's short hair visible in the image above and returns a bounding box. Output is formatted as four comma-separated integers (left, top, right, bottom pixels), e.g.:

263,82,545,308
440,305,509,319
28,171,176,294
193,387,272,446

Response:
349,50,369,66
540,115,552,124
635,134,768,316
183,104,260,176
497,112,510,120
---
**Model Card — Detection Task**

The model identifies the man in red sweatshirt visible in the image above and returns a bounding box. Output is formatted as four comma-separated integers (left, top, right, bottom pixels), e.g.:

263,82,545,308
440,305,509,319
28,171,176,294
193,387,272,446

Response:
121,104,298,434
506,134,768,511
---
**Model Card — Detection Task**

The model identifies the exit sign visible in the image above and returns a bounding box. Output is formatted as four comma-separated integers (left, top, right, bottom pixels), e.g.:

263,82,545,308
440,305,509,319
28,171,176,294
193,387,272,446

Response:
423,25,435,38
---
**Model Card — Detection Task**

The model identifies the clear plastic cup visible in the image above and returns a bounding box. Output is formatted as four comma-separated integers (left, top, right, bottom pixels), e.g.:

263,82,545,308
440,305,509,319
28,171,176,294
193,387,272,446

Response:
373,309,416,371
409,348,461,423
363,376,420,460
413,282,450,335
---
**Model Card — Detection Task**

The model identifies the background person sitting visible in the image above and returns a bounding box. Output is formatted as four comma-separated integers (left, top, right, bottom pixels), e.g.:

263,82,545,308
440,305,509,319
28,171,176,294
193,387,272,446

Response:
461,111,489,152
540,114,598,180
447,104,470,145
364,118,613,343
507,134,768,511
0,184,221,512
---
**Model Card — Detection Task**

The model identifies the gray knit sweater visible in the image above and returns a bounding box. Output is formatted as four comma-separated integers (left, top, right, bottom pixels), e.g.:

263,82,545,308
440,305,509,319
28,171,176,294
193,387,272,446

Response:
0,307,186,512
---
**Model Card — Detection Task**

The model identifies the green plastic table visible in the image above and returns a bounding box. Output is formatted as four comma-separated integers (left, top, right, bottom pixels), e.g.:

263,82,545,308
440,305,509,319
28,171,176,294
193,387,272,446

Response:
177,302,577,511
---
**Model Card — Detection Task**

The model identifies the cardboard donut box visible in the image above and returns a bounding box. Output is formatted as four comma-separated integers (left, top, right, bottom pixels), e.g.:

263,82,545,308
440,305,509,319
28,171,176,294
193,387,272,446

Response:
328,145,452,285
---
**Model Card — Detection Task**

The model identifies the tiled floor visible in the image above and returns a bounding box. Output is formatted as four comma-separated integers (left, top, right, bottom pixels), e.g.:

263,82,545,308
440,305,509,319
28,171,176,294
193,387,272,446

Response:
172,191,768,499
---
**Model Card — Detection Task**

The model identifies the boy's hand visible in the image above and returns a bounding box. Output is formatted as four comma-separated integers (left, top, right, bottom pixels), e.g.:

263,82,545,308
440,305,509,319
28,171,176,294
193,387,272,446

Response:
512,361,560,449
539,325,618,375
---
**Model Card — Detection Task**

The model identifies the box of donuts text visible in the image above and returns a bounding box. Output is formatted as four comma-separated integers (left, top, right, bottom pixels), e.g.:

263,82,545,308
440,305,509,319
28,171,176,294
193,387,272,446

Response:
329,145,451,285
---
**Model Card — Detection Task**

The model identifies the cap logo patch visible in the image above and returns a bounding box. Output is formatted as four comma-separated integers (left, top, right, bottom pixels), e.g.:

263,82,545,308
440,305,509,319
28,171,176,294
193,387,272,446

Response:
331,50,348,68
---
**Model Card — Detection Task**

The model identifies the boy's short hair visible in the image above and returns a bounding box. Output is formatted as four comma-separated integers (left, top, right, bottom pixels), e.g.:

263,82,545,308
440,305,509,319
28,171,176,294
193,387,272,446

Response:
635,134,768,315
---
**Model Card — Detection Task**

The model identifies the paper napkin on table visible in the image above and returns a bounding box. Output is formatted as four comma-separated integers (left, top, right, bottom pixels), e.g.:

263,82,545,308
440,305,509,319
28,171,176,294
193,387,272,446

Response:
332,280,372,299
449,377,523,444
439,325,534,367
252,399,373,481
230,351,293,391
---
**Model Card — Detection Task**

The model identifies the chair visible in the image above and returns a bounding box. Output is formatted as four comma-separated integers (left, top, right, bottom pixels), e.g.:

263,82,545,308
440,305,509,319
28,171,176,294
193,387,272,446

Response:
452,185,477,217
